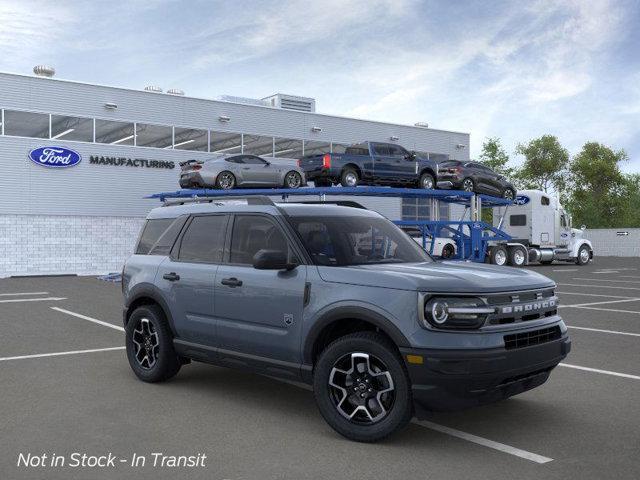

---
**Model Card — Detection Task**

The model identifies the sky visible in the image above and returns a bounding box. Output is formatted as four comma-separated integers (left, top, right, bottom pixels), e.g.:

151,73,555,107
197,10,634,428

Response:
1,0,639,171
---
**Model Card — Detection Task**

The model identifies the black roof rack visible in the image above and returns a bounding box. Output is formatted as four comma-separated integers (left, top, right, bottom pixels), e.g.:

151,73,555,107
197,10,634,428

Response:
288,200,367,209
161,195,274,207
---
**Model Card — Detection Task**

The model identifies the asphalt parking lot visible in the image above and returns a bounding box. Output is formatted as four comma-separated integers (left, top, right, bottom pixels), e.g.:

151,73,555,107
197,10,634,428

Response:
1,257,639,480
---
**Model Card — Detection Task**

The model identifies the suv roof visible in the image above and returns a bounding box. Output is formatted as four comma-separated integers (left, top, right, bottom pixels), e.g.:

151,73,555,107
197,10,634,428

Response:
146,201,379,220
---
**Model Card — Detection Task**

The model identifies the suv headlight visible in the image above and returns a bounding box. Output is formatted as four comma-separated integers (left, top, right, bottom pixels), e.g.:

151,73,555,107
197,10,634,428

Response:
421,296,494,329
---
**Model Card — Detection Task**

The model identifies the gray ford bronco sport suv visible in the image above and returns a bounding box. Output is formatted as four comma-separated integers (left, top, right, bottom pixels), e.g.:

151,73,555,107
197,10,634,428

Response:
122,196,570,442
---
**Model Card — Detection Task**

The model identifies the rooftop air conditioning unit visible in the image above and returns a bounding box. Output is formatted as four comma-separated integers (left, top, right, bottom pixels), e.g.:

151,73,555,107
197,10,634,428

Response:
144,85,163,93
262,93,316,113
33,65,55,78
167,89,185,96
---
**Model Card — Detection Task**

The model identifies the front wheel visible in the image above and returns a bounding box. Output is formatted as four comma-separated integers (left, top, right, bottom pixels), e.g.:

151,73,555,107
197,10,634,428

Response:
419,172,435,190
462,178,475,192
576,245,591,265
441,243,455,259
313,332,412,443
502,188,516,200
284,171,303,189
125,305,181,383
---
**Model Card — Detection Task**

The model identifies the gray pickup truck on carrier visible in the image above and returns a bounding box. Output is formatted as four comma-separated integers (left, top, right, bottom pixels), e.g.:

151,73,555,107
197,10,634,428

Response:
298,141,439,189
122,196,570,442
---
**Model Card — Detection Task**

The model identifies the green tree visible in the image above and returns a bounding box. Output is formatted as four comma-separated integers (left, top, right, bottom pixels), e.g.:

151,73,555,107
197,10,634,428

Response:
515,135,569,193
479,137,515,178
566,142,628,228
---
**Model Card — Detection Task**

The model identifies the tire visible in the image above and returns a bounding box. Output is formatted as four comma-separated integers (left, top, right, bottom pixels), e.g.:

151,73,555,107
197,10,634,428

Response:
502,188,516,200
441,243,455,259
340,168,359,187
419,172,435,190
125,305,181,383
576,245,591,265
313,332,413,443
461,178,475,192
508,246,526,267
215,171,236,190
284,171,303,189
490,245,508,266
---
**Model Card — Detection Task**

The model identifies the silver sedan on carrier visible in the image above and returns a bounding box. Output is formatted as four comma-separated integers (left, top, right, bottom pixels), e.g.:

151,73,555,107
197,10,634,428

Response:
179,154,307,190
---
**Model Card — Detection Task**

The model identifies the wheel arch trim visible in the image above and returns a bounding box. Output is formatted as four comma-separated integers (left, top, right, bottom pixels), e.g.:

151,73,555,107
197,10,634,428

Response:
124,283,176,335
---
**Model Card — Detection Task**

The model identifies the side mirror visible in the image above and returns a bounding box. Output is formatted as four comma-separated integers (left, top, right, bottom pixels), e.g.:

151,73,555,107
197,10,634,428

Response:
252,249,296,270
404,152,416,160
581,225,586,230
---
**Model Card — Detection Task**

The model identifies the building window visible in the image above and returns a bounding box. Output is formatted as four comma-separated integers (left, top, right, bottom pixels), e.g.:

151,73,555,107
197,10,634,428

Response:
172,127,208,151
50,114,94,142
273,137,303,159
95,119,135,145
210,131,242,154
303,140,330,156
243,134,274,156
3,110,50,139
135,123,173,148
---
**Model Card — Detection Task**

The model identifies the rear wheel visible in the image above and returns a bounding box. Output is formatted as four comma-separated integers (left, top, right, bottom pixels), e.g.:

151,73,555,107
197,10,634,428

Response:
490,245,508,266
441,243,455,259
502,188,516,200
125,305,181,383
284,171,303,189
508,246,527,267
341,168,359,187
216,171,236,190
462,178,475,192
313,332,412,442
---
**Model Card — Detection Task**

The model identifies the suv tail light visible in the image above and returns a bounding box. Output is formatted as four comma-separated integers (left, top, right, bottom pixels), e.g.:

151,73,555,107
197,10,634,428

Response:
192,164,202,171
297,159,302,167
322,154,331,169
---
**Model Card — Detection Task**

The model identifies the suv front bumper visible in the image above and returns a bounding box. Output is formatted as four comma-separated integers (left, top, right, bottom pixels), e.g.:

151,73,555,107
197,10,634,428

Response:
400,334,571,413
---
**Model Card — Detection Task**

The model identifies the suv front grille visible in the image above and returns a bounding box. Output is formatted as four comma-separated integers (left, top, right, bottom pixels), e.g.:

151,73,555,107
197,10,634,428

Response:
504,326,561,350
485,289,557,325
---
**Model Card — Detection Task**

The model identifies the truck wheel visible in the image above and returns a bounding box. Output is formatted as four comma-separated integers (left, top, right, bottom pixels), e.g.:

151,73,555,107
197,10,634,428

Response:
490,245,508,266
508,246,526,267
341,168,359,187
419,172,435,189
576,245,591,265
125,305,181,383
441,243,455,259
313,332,412,443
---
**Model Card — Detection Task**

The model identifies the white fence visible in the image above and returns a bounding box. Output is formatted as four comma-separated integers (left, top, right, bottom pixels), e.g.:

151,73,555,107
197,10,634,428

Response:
583,228,640,257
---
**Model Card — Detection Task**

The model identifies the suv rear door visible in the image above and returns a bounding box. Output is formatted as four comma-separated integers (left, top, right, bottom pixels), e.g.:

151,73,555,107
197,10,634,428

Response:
214,213,307,374
157,214,229,345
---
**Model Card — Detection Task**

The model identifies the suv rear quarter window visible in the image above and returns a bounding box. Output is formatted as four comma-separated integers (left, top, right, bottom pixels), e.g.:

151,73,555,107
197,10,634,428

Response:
178,215,228,263
136,218,174,254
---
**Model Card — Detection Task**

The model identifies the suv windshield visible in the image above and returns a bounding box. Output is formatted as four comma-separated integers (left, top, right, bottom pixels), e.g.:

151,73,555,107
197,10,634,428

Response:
288,215,431,266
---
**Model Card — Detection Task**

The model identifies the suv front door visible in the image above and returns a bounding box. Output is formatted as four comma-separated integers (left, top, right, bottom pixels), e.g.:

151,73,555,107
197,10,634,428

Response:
214,214,307,374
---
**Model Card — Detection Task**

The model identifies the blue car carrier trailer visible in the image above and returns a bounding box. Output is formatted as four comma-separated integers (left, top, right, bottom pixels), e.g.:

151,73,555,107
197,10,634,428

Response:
148,186,524,266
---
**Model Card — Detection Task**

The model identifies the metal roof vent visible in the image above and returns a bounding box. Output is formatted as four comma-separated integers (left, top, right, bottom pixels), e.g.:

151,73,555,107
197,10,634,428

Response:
144,85,163,93
414,122,429,128
33,65,55,78
167,88,185,96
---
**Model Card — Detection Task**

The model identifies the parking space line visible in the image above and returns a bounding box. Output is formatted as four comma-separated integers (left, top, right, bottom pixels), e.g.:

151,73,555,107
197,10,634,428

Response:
552,269,578,272
267,376,553,464
564,305,640,315
558,283,640,291
413,420,553,464
560,363,640,380
51,307,125,332
0,346,124,363
556,291,637,299
0,292,49,296
571,278,640,285
559,298,640,308
0,297,66,303
567,326,640,337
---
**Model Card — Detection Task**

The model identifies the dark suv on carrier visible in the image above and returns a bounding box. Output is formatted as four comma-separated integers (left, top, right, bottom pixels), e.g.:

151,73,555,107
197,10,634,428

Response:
122,196,570,442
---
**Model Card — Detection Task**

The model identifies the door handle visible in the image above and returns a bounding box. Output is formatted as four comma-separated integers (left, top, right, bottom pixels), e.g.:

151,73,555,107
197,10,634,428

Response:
162,272,180,282
242,167,251,170
221,277,243,287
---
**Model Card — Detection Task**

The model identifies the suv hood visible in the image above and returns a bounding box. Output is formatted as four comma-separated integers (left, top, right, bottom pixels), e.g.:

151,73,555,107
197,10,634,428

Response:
317,261,554,293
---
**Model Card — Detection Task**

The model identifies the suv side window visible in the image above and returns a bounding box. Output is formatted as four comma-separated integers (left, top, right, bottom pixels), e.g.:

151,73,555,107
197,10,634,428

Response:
229,215,290,265
136,218,174,254
178,215,228,263
148,215,188,255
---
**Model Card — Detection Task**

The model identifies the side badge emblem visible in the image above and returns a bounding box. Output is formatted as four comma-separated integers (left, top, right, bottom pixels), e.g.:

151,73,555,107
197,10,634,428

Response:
284,314,294,326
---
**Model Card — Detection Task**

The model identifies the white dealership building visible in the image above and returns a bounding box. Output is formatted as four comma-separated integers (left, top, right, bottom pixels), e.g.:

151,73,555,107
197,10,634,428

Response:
0,68,470,276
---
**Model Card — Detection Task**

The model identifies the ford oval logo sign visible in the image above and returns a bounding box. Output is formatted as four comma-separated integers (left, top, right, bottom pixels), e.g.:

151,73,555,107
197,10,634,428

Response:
28,146,82,168
514,195,530,205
